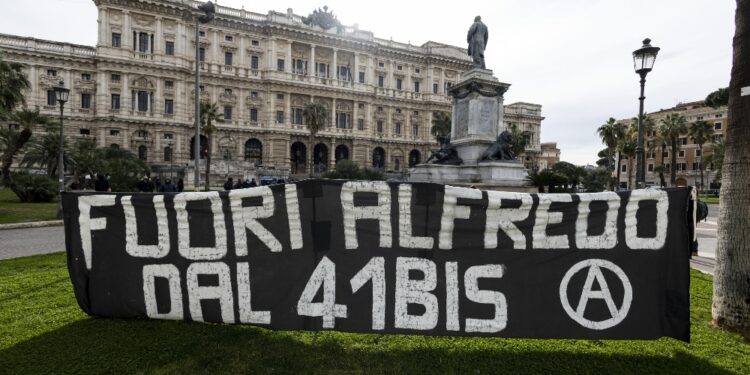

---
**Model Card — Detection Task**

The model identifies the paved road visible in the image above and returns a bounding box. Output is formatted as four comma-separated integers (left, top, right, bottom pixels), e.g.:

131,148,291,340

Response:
696,204,718,259
0,226,65,260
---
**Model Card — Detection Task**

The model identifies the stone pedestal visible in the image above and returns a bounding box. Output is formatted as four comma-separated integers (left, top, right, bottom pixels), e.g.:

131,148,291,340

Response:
450,68,511,163
408,68,531,192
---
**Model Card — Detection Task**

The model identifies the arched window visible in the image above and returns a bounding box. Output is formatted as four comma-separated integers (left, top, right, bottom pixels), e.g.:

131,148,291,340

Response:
189,135,208,160
372,147,385,169
335,145,349,163
290,142,307,174
164,146,172,162
409,149,421,167
313,143,329,173
244,138,263,165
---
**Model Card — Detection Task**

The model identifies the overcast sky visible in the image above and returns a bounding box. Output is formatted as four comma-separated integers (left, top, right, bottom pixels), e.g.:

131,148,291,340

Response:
0,0,736,165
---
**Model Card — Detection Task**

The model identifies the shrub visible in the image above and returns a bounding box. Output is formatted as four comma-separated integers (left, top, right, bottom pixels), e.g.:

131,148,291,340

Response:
323,160,385,181
10,172,57,202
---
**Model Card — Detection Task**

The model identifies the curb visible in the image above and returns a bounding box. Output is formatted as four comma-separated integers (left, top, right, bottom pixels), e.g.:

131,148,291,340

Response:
0,220,64,230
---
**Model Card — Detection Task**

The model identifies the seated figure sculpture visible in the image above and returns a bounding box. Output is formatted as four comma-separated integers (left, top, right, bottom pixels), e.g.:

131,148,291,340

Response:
425,140,463,165
479,130,516,161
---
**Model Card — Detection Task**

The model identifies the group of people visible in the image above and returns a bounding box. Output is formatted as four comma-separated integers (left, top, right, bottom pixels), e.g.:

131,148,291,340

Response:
224,177,257,190
137,176,184,193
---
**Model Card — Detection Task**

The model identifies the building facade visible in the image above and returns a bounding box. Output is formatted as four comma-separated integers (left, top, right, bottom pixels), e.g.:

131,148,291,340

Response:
538,142,560,170
616,100,727,189
0,0,544,186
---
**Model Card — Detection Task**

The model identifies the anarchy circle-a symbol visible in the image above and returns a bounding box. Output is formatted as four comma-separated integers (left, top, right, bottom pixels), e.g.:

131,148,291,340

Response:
559,259,632,330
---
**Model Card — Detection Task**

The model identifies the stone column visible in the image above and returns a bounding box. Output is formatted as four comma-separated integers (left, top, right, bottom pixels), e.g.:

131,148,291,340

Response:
98,7,107,47
332,49,338,79
353,52,359,83
285,92,291,124
310,44,316,77
123,11,131,51
352,101,358,130
286,41,292,73
331,98,337,128
268,38,276,70
155,17,163,54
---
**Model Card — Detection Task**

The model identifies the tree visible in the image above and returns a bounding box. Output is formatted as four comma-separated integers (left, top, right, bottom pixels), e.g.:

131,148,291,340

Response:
659,113,687,186
580,167,612,193
0,56,30,115
596,148,614,170
199,102,223,191
97,146,149,192
688,120,713,191
597,118,626,190
508,124,530,158
551,161,586,192
705,87,729,108
525,168,565,193
322,159,384,180
704,138,726,182
302,102,328,177
430,111,451,145
1,107,53,185
713,0,750,338
20,127,72,178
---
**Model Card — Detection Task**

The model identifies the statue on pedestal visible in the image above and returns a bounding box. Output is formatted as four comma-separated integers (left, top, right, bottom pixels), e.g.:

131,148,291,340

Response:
479,131,516,161
467,16,488,69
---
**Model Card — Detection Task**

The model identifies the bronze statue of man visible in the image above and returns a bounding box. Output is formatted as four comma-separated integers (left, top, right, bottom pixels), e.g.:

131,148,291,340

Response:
467,16,488,69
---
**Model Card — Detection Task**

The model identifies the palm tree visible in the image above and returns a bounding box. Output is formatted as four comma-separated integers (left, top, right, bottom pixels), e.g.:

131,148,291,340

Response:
508,124,530,158
619,127,637,189
597,118,626,190
20,127,72,177
302,102,328,178
0,57,30,115
199,102,223,191
704,138,726,183
688,120,713,191
1,107,53,185
659,113,687,186
430,111,451,145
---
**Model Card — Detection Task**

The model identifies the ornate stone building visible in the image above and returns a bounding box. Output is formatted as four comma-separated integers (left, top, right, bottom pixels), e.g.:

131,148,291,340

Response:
0,0,545,186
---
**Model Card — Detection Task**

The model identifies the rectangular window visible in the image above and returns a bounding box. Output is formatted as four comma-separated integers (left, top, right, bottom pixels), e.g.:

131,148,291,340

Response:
199,48,205,62
277,59,285,72
276,94,284,100
164,133,173,139
250,91,258,99
357,118,364,130
111,33,121,47
47,69,56,77
678,150,685,158
336,113,349,129
111,73,120,82
680,162,687,171
165,80,174,89
199,30,206,37
714,122,722,130
433,83,438,94
412,125,419,137
378,62,384,68
377,120,383,133
397,65,402,71
276,110,284,124
224,51,233,66
47,90,56,106
165,41,174,56
680,137,687,145
621,164,627,172
224,106,232,120
81,94,91,109
164,146,172,162
224,88,232,96
665,163,670,171
224,35,233,42
396,78,402,90
445,82,453,91
138,32,149,53
697,116,704,120
250,108,258,122
715,113,723,118
318,63,327,77
164,99,173,114
81,73,91,81
111,94,120,109
293,108,304,125
378,76,384,88
137,91,148,112
414,81,420,92
110,129,119,136
647,163,654,172
251,55,259,69
251,40,259,46
358,71,365,83
80,129,90,135
692,162,698,170
696,149,702,157
395,122,401,135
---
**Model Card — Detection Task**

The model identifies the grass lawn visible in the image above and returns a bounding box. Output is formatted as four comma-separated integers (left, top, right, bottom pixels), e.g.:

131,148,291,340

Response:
0,253,748,374
0,189,58,224
699,194,720,205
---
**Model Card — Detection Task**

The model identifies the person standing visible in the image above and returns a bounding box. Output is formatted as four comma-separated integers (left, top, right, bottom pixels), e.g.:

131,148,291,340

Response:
94,173,110,192
160,179,177,192
224,177,234,191
177,178,184,192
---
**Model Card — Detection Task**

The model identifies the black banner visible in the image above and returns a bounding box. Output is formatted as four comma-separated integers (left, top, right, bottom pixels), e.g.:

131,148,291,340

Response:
62,180,691,341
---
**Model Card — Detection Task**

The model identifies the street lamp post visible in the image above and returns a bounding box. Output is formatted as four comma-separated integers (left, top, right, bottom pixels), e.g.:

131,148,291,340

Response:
168,141,174,181
632,38,660,189
193,1,215,191
53,81,70,219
